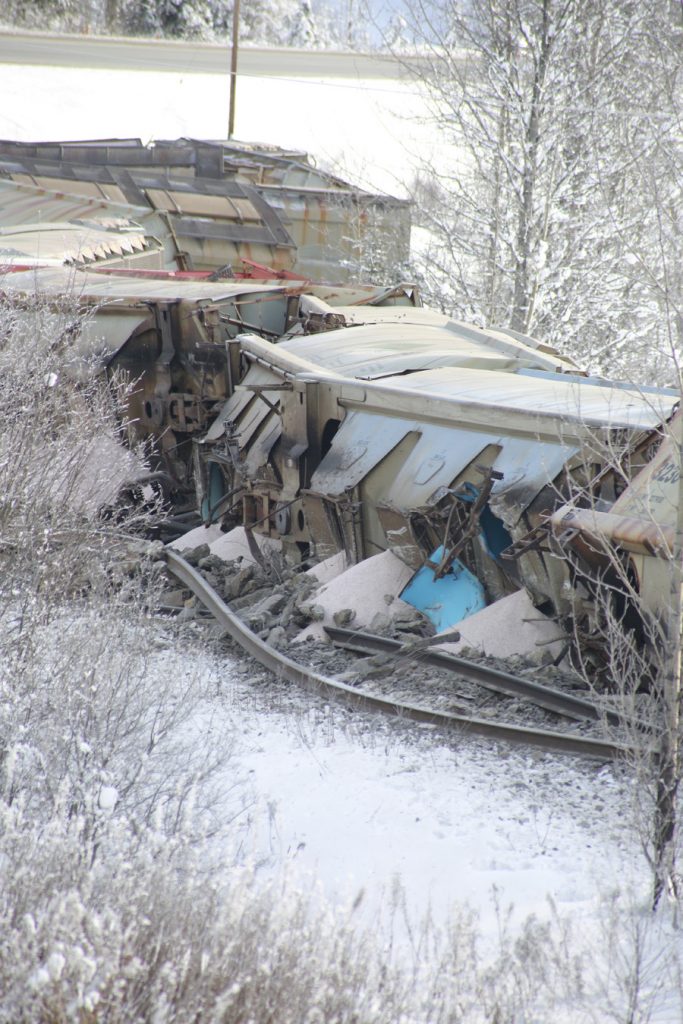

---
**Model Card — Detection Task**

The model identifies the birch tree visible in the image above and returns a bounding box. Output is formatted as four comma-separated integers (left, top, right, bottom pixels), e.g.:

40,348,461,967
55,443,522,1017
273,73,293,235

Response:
404,0,682,382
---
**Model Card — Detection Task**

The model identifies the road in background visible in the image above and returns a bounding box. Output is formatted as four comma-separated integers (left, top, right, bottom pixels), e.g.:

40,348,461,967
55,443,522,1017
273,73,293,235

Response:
0,29,423,79
0,29,445,197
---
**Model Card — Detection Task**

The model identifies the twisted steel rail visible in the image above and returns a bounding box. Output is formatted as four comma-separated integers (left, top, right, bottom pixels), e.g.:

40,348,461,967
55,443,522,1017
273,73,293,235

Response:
165,548,634,762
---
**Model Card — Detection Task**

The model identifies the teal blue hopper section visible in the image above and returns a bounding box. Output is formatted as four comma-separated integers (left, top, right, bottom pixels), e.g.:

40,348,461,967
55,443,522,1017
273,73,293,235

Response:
400,546,486,632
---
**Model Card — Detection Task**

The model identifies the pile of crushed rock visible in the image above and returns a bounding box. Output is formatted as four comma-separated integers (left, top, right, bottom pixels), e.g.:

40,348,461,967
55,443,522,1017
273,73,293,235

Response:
165,528,431,650
156,527,580,704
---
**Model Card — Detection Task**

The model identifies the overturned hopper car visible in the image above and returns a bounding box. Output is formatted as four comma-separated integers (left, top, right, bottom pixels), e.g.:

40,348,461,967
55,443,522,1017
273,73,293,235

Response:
1,265,422,507
549,410,683,667
0,137,410,281
3,262,678,668
194,315,678,648
1,137,680,674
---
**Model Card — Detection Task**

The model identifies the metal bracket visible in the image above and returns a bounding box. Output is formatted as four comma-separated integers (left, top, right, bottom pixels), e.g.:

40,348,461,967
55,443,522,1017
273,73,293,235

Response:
236,381,293,417
500,520,552,560
431,464,503,579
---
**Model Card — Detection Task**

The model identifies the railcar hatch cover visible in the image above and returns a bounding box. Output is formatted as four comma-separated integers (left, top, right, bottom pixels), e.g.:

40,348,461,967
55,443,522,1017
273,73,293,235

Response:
400,546,486,631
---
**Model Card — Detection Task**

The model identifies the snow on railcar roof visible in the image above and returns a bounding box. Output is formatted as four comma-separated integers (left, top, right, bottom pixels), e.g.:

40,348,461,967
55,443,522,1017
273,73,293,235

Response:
281,320,575,376
382,365,675,429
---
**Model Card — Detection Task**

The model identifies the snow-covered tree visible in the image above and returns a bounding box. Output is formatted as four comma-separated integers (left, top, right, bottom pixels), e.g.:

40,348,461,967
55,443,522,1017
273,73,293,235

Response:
401,0,682,383
3,0,342,45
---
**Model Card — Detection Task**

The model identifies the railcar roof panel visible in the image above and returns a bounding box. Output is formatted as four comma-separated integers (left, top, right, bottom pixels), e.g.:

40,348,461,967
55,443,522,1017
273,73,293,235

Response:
383,367,675,429
281,322,574,376
2,266,291,304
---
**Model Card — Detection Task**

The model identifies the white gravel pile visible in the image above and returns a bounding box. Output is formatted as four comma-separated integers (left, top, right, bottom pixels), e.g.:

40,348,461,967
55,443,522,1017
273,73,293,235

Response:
209,526,281,564
305,550,348,586
294,550,415,643
435,589,567,661
170,522,224,551
172,524,282,565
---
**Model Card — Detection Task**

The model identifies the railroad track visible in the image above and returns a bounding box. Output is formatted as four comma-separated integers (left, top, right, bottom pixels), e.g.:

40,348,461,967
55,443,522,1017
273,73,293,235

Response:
165,548,637,762
324,626,628,728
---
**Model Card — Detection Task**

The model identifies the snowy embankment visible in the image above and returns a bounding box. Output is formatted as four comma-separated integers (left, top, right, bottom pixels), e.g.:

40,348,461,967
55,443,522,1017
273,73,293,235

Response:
170,524,642,941
0,57,437,197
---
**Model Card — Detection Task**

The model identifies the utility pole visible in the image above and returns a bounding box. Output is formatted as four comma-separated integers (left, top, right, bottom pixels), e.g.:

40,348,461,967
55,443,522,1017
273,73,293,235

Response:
228,0,241,140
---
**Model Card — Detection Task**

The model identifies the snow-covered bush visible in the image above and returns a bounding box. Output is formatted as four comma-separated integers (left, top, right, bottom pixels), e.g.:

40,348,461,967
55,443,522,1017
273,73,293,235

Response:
2,288,682,1022
404,0,683,385
0,808,407,1022
0,287,414,1023
0,286,236,837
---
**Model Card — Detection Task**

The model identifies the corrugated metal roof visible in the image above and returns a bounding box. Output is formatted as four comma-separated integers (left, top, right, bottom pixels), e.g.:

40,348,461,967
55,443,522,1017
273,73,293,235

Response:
0,138,412,281
0,222,160,265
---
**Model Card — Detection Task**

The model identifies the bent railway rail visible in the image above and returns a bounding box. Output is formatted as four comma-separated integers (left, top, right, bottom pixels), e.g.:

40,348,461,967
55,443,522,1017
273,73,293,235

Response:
324,626,632,729
165,548,634,762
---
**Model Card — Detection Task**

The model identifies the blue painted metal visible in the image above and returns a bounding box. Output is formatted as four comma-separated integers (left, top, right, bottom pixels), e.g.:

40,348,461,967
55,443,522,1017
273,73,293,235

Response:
202,462,225,523
479,505,513,560
400,546,486,631
453,481,513,560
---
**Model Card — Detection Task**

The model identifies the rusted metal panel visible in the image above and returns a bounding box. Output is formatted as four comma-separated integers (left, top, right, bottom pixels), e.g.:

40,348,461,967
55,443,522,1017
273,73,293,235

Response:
299,493,345,560
0,139,412,281
258,183,410,282
608,417,680,527
552,507,673,558
550,414,681,558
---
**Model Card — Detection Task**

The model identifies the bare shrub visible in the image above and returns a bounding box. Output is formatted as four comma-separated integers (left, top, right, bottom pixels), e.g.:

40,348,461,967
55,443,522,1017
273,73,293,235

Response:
0,286,244,841
2,287,682,1022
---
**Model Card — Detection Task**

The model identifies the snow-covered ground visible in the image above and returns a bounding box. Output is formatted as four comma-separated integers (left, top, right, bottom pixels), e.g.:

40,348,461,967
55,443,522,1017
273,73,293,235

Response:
0,58,438,196
221,666,640,937
3,46,682,1017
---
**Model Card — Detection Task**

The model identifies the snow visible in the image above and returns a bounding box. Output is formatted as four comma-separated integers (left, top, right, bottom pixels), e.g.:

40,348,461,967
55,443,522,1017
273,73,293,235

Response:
224,685,639,938
97,785,118,811
3,45,679,1013
0,60,437,196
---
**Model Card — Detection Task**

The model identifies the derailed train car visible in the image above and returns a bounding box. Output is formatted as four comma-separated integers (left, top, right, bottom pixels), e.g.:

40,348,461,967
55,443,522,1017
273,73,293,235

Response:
1,137,680,673
1,264,422,507
0,137,410,280
549,409,683,663
193,313,678,648
2,264,678,668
